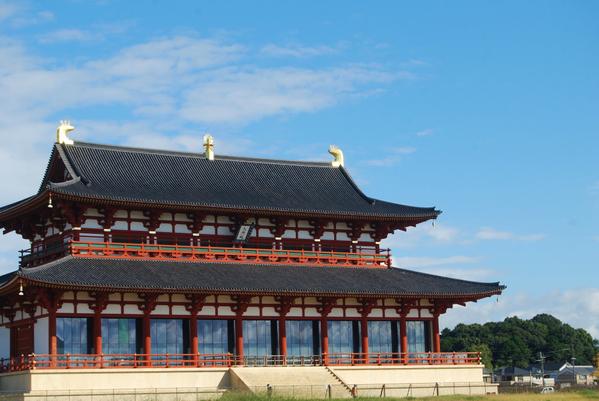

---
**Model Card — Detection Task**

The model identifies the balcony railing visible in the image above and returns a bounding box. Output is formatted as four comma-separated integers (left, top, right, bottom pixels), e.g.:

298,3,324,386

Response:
0,352,481,372
21,241,391,268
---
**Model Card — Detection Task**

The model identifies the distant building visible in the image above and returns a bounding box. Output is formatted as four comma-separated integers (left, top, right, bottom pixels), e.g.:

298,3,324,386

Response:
555,363,595,387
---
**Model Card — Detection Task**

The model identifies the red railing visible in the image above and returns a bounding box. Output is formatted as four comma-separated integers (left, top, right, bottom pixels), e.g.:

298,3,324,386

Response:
0,352,480,372
67,241,391,268
326,352,482,366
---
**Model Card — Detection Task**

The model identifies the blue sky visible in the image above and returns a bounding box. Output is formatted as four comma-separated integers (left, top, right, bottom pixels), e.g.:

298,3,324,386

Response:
0,1,597,336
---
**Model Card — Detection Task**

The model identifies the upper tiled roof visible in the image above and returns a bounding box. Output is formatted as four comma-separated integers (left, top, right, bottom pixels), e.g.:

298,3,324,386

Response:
13,256,504,298
14,142,439,220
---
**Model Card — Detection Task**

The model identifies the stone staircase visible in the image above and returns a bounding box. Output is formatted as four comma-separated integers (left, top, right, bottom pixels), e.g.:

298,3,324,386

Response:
230,366,353,398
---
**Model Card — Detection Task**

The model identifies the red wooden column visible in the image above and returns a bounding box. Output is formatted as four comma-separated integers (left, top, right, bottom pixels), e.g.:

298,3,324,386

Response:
185,295,205,366
431,301,450,353
358,298,376,364
279,317,287,360
432,314,441,353
399,317,408,361
38,289,62,367
231,296,251,366
360,318,369,363
89,293,109,362
275,296,295,364
138,294,158,366
396,299,415,364
235,317,243,364
317,297,337,366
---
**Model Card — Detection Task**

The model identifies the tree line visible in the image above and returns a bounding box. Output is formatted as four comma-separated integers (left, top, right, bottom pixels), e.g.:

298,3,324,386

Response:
441,314,599,369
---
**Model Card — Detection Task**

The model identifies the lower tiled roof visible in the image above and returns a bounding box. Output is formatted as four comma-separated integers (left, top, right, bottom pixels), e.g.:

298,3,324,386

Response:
15,257,505,298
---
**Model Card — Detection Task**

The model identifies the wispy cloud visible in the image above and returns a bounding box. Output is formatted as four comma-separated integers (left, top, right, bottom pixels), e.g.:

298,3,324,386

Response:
261,44,338,58
475,227,546,241
38,29,99,43
383,223,460,249
416,267,496,281
364,146,416,166
0,2,53,27
37,22,134,44
0,2,19,21
395,255,480,268
416,128,433,137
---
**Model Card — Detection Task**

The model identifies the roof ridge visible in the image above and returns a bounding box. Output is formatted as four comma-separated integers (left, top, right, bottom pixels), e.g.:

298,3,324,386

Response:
68,141,332,167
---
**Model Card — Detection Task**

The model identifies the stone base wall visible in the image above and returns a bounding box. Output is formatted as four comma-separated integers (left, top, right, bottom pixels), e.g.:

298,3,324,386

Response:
0,365,498,399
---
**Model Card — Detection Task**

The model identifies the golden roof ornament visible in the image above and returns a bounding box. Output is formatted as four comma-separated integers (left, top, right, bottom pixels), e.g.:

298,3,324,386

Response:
203,134,214,160
328,145,344,168
56,120,75,145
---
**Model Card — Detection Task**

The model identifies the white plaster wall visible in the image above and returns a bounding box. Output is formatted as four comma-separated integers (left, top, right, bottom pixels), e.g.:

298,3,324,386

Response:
103,304,121,314
0,326,10,359
304,308,320,317
286,308,302,318
199,306,216,316
261,307,277,317
59,303,75,313
34,317,49,354
123,305,142,315
245,307,260,316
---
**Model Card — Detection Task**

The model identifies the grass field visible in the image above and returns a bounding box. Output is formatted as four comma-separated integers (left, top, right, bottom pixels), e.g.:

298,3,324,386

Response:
220,388,599,401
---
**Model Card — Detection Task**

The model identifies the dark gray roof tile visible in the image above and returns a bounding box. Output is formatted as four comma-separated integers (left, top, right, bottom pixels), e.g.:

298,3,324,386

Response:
17,256,504,297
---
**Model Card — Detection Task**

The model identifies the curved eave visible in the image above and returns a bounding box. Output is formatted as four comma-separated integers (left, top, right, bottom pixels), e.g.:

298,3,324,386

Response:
0,191,50,222
14,275,504,301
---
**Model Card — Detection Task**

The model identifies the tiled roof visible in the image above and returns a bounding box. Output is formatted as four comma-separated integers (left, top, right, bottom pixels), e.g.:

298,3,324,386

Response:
15,256,504,297
23,142,440,219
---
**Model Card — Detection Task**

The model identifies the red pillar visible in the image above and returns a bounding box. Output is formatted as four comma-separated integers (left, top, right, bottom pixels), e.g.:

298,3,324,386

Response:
279,317,287,363
235,316,244,365
361,317,369,364
433,314,441,353
321,318,328,365
94,310,102,355
143,314,151,366
400,317,408,363
48,308,57,367
190,315,198,365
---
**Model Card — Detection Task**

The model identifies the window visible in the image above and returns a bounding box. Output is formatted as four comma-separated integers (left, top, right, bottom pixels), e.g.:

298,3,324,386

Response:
198,320,232,354
328,321,359,354
368,321,394,354
243,320,275,357
150,319,186,355
101,318,137,354
286,320,318,357
57,318,90,354
407,321,426,353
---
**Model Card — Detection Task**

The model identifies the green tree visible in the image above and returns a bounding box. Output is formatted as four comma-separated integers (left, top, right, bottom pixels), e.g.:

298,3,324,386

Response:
441,314,597,368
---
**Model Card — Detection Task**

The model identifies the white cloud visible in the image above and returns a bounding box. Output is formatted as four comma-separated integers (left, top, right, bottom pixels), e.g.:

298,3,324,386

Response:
364,146,416,166
180,66,396,124
38,29,98,43
382,223,460,249
261,44,338,58
415,267,496,281
441,288,599,339
391,146,416,154
416,128,433,137
476,227,546,241
0,2,19,21
394,255,479,268
38,22,133,44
